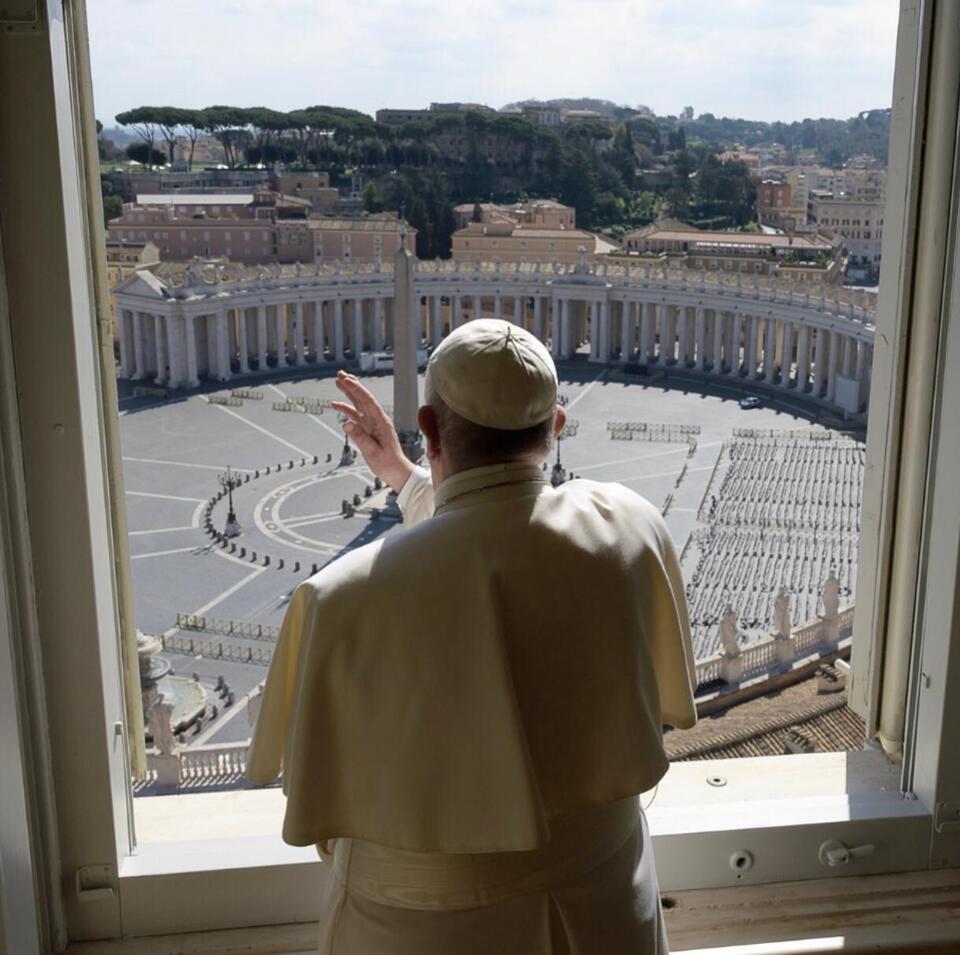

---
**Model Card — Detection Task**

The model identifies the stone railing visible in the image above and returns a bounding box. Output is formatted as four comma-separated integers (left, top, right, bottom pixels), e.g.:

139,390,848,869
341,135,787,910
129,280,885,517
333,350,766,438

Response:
138,605,858,794
145,741,257,793
694,605,854,693
151,255,877,327
180,741,250,783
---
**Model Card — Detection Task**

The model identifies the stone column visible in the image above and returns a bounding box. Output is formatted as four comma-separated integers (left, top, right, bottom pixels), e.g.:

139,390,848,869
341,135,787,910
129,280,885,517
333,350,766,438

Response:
153,314,168,384
795,325,811,391
694,306,706,370
452,295,463,329
184,315,199,388
217,309,232,381
726,312,739,376
333,299,345,361
494,294,502,320
290,302,303,366
533,296,544,341
764,318,777,384
621,300,635,361
677,306,689,366
472,294,482,322
662,305,675,363
513,296,523,326
165,314,184,388
843,335,857,377
827,333,841,402
132,311,146,379
564,300,577,358
592,300,609,363
274,305,286,366
393,241,421,459
373,298,385,352
237,308,250,373
256,305,268,369
550,300,563,358
118,310,133,377
854,339,868,408
352,299,364,356
746,315,758,379
781,322,794,388
712,310,725,373
645,302,656,361
812,329,828,397
430,296,442,345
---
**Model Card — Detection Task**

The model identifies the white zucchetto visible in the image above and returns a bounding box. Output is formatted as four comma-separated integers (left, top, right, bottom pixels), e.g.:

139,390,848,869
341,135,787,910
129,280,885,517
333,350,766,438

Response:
426,319,558,430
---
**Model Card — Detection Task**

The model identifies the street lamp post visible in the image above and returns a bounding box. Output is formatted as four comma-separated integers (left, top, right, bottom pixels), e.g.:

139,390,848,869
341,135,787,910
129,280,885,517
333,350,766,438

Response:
551,419,579,488
219,466,242,538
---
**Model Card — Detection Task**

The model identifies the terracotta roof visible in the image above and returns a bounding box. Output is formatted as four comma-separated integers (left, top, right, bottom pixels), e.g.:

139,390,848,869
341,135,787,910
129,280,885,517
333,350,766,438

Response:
664,667,865,761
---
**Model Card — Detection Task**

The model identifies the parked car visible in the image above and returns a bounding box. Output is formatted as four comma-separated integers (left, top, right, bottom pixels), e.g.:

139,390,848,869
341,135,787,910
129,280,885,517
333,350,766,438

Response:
739,396,762,409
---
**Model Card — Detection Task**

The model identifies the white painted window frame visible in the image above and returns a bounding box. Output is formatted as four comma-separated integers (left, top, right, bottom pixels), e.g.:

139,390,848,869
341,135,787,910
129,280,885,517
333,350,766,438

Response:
1,0,959,947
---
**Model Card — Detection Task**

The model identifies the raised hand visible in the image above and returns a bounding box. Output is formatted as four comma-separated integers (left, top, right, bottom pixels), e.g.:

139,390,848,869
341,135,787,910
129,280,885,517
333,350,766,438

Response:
332,371,416,493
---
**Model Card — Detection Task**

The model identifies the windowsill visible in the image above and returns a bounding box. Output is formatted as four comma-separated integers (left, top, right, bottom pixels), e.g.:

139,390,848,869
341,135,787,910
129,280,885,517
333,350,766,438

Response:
128,749,916,874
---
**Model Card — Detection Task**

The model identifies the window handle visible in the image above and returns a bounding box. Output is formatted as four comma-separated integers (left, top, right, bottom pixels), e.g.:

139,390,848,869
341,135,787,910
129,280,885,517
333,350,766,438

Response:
818,839,876,867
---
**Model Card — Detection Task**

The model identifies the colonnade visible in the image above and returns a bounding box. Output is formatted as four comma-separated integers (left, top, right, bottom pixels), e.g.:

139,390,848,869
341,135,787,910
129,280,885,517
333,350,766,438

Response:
116,274,874,414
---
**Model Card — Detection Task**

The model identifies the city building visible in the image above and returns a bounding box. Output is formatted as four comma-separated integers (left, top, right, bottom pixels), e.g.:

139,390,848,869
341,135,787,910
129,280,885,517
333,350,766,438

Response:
756,179,806,231
620,222,844,283
519,103,561,127
104,238,160,334
561,109,616,126
107,192,409,266
452,199,576,231
450,200,610,265
375,102,495,125
807,192,884,276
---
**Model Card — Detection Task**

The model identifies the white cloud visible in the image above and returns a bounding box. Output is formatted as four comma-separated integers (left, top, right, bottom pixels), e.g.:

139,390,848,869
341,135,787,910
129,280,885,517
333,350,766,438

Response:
88,0,900,126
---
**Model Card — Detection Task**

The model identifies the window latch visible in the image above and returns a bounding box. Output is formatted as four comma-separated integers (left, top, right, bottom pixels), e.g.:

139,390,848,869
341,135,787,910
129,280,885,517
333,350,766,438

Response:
0,0,40,34
935,802,960,833
818,839,876,867
76,864,116,903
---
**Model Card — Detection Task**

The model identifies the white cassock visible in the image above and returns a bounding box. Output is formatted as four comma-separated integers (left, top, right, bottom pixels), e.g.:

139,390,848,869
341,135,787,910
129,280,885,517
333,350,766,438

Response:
248,462,697,955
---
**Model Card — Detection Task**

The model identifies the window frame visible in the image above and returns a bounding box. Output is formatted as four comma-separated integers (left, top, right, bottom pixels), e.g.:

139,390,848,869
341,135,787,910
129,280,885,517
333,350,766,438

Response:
2,0,960,945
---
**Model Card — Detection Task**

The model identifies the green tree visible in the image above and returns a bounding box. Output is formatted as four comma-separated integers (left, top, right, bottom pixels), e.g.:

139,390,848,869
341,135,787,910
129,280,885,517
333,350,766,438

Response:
471,201,483,223
115,107,161,167
362,181,382,213
102,193,123,225
126,143,167,166
611,122,636,183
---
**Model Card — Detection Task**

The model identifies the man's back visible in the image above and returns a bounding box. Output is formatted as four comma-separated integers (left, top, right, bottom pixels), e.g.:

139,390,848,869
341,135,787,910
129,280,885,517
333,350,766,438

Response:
249,462,696,853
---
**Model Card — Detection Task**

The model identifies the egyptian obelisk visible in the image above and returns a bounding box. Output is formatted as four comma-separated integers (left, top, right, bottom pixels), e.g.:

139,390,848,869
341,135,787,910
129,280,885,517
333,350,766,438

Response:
392,224,423,461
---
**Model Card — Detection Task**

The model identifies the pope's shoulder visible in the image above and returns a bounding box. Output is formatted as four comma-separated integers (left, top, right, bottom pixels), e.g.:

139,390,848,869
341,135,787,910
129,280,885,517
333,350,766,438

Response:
295,477,672,607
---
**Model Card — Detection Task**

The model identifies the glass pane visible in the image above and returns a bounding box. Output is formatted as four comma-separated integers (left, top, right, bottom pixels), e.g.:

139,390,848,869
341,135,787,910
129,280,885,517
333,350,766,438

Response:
85,2,900,811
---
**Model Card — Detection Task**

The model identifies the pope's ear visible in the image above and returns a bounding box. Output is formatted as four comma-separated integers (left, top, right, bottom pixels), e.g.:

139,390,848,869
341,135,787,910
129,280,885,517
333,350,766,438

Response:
553,405,567,437
418,405,441,451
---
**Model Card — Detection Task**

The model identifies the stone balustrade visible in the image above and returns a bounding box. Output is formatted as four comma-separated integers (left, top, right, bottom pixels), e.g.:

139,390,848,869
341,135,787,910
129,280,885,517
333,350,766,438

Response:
114,254,876,416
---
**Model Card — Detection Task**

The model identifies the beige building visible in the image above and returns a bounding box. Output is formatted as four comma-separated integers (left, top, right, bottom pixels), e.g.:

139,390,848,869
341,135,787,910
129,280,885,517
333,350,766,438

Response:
453,199,576,231
277,215,413,265
452,221,617,265
620,223,843,283
104,238,160,334
107,193,408,266
807,192,884,272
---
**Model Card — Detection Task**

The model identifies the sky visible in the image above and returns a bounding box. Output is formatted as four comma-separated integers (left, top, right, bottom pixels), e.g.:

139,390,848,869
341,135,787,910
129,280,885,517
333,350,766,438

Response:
88,0,901,128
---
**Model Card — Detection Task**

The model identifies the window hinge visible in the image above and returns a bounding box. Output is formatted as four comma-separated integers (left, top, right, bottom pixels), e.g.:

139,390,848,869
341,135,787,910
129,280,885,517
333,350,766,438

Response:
0,0,40,34
76,864,116,903
935,802,960,833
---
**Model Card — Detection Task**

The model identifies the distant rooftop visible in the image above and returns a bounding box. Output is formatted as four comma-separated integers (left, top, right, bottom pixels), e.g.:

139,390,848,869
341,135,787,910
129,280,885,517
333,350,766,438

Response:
135,194,254,206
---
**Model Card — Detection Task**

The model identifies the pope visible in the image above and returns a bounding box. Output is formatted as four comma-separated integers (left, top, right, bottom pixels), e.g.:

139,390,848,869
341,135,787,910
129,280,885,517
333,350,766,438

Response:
248,319,697,955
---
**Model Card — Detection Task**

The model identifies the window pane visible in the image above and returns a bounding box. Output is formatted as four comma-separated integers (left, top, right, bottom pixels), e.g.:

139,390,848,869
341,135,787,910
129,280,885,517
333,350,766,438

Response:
86,1,899,809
